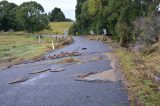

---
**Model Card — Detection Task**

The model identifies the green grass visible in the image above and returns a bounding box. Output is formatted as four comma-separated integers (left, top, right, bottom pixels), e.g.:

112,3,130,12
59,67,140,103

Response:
0,32,50,63
36,22,73,35
0,22,74,69
0,32,73,69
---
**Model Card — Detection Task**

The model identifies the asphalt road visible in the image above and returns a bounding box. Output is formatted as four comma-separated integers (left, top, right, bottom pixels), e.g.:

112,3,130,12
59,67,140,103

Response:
0,37,130,106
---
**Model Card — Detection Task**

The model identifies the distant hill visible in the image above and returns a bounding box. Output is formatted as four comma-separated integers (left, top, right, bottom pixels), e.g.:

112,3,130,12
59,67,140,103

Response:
36,22,73,35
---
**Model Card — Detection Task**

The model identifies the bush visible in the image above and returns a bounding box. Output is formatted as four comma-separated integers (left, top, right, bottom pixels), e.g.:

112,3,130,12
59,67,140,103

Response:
69,23,78,35
133,16,160,45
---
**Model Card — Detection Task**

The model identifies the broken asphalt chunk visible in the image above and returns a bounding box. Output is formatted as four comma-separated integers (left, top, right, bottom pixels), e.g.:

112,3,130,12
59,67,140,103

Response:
50,68,65,72
77,72,98,78
8,76,29,84
30,68,51,74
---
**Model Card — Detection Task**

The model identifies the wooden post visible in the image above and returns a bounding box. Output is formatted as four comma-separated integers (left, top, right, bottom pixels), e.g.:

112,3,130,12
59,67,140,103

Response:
39,35,41,44
51,35,54,50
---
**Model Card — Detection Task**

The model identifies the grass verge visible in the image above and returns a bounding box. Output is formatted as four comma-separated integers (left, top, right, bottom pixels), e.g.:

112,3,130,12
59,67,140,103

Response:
87,35,160,106
115,48,160,106
0,32,73,69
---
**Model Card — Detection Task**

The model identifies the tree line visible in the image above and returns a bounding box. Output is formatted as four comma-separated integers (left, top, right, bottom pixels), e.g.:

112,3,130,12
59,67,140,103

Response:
0,0,70,33
69,0,160,47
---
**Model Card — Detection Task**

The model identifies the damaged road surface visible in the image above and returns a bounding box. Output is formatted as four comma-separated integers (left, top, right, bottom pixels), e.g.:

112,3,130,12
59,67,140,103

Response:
0,37,130,106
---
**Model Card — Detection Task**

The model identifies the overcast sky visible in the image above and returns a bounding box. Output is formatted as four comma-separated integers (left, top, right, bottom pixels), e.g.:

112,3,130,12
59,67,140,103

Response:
3,0,77,20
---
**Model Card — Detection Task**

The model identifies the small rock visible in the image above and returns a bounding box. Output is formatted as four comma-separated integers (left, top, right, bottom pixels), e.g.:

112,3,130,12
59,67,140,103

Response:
82,48,87,50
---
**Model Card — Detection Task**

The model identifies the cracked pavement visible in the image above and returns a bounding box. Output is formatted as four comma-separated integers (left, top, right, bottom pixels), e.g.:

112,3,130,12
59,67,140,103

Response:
0,37,130,106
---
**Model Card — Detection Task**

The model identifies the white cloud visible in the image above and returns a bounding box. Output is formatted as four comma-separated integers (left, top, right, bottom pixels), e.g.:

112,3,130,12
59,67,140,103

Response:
2,0,76,20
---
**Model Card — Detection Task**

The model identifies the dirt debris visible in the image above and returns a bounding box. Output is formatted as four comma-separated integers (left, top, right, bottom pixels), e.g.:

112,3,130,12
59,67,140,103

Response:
47,52,82,60
23,52,82,64
74,52,121,82
89,56,103,62
75,70,117,82
56,58,81,64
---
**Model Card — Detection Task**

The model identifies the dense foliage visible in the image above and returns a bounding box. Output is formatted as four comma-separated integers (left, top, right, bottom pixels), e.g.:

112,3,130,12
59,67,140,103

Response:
17,1,49,32
0,0,18,31
70,0,160,47
0,0,49,32
49,7,72,22
49,7,65,22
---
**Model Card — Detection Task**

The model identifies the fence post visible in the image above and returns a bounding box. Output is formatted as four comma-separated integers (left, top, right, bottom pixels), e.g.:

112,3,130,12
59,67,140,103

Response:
51,35,54,50
39,35,41,44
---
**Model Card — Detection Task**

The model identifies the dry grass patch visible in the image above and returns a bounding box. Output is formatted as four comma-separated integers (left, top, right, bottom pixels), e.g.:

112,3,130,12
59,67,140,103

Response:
87,35,112,42
56,58,81,64
89,56,103,62
115,48,160,106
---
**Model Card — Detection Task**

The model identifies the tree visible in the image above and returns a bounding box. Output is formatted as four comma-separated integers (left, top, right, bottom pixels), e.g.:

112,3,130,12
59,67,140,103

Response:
69,23,78,35
88,0,102,16
0,0,18,31
72,0,159,46
16,1,49,32
49,7,65,22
